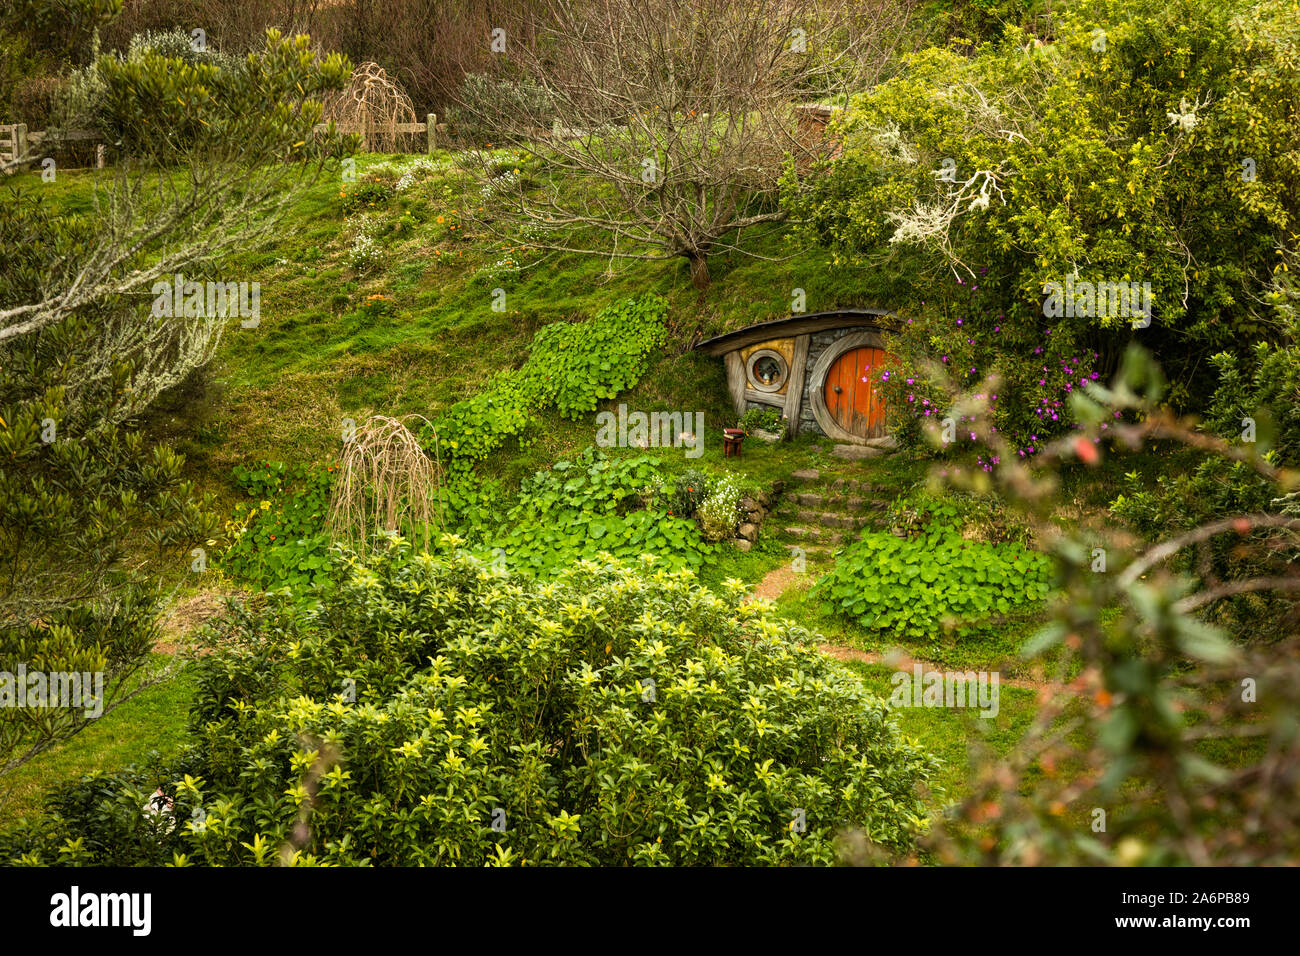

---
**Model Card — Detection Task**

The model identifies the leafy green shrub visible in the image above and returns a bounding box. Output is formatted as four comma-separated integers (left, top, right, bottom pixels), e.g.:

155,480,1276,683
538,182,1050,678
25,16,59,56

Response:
698,472,745,542
876,283,1104,463
884,488,1031,545
794,0,1300,407
814,527,1052,640
3,545,935,866
666,468,710,518
454,72,554,142
59,29,246,153
218,462,335,594
1110,339,1300,636
0,749,209,866
738,407,787,437
492,449,716,574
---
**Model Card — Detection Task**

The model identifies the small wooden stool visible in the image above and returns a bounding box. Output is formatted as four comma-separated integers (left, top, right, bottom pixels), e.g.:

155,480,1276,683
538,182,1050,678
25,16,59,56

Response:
722,428,746,457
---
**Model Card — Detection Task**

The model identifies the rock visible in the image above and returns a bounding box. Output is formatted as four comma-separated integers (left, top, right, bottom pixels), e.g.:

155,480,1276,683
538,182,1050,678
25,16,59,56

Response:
831,444,885,460
821,513,854,529
862,434,899,450
845,496,867,511
795,492,823,507
771,480,787,495
757,490,774,508
740,496,758,512
738,522,759,542
831,478,846,491
751,429,782,442
733,538,753,552
810,444,824,453
792,468,820,481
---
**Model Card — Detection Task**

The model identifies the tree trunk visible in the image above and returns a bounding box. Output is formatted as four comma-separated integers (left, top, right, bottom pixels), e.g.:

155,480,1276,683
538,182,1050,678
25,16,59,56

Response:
688,252,711,290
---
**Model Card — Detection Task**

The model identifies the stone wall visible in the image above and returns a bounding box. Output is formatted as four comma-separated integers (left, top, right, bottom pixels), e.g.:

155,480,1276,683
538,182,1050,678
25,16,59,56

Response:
732,480,786,552
797,326,873,438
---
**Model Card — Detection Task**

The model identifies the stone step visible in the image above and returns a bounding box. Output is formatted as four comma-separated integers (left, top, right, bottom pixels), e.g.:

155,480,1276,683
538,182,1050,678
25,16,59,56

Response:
785,491,887,514
831,443,886,460
794,509,870,529
783,525,844,543
778,542,834,558
789,474,886,492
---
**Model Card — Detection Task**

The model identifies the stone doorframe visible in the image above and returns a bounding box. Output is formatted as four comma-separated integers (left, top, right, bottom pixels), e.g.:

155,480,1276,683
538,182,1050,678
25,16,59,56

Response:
807,329,889,444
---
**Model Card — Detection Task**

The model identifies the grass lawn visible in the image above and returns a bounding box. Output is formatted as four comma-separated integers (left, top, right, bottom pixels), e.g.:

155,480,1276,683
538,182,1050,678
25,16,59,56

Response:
836,657,1042,809
0,658,197,827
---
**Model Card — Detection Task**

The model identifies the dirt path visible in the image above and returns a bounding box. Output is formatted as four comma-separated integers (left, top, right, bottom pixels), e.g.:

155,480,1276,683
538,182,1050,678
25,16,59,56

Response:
155,588,246,654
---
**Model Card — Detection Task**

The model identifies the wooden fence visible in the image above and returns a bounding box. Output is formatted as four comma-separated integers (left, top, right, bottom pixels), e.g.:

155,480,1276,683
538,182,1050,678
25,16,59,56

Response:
314,114,443,153
1,123,106,171
1,112,444,172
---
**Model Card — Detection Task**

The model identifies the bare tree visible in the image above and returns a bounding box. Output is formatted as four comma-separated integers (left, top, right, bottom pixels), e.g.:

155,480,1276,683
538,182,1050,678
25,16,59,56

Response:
457,0,919,288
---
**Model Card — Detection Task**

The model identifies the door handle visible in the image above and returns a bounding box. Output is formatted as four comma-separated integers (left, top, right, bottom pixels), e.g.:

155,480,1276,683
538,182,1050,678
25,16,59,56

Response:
833,385,842,394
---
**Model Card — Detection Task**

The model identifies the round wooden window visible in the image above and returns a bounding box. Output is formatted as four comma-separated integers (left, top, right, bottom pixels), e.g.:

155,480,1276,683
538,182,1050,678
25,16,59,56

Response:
746,349,788,393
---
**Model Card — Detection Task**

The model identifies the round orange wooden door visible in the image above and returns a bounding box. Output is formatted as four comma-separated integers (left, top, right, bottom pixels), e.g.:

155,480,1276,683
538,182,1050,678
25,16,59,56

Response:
823,346,890,438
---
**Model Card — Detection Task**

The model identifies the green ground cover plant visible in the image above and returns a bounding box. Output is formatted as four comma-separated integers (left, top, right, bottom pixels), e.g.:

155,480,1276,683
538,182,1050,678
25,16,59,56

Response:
431,294,669,485
217,462,336,594
488,449,718,574
814,526,1053,642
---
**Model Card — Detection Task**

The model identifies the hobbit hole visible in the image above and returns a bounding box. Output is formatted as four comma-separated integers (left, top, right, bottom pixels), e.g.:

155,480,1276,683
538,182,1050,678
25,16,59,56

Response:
694,309,897,444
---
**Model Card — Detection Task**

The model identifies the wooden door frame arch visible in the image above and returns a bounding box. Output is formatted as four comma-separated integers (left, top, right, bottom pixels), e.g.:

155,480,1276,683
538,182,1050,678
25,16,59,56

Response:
808,330,890,443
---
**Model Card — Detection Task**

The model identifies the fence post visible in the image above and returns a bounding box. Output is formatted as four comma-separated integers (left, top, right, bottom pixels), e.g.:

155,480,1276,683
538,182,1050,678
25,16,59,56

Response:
426,113,436,154
14,123,27,161
96,143,105,169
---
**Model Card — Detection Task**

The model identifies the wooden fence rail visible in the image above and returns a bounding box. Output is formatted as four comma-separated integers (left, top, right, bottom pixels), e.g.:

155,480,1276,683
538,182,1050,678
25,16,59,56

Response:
313,114,442,153
1,123,106,171
2,112,443,172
